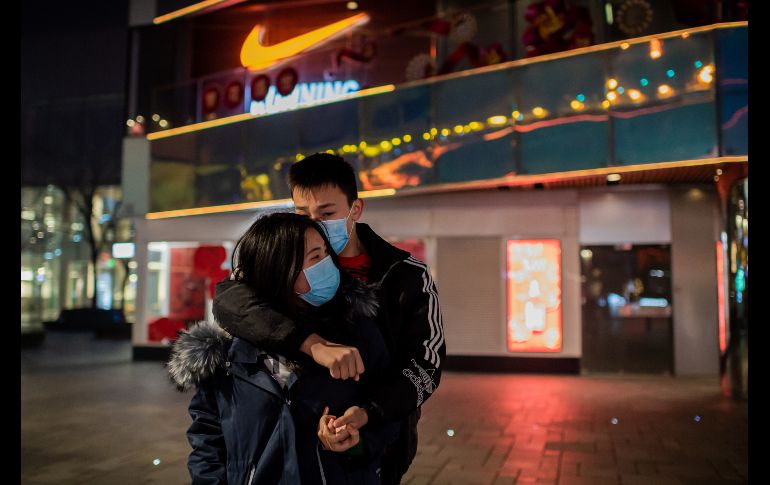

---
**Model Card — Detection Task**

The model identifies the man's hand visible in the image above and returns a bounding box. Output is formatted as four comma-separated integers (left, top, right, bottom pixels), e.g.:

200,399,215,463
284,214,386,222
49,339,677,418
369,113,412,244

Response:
300,334,365,380
331,405,369,431
318,406,360,452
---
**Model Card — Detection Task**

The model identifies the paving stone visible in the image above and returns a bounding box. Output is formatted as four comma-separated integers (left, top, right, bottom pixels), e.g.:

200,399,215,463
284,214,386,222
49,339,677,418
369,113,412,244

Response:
21,337,748,485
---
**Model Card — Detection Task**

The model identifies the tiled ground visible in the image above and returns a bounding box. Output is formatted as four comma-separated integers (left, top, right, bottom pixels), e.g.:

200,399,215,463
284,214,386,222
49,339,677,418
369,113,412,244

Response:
21,333,747,484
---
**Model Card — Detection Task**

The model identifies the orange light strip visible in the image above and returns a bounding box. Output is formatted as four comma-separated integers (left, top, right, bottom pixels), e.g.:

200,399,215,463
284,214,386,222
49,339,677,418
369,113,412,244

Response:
153,0,243,25
716,241,727,353
143,157,744,219
394,157,748,196
146,84,395,141
241,13,370,70
145,188,396,220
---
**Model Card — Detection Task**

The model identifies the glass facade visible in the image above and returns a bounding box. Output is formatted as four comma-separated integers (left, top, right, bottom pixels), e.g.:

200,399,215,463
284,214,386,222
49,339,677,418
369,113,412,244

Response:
148,25,745,213
580,244,673,374
21,185,137,332
144,241,234,344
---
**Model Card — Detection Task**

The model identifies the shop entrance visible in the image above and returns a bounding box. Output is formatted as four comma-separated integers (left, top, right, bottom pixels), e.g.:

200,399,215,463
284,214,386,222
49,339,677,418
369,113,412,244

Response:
580,244,673,374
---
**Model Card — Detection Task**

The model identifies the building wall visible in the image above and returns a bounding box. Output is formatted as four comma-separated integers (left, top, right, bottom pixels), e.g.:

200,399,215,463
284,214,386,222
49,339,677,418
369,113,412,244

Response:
133,185,721,375
670,186,721,376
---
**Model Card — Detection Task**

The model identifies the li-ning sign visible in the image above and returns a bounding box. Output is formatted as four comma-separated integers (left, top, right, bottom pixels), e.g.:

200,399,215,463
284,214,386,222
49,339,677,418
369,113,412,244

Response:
249,80,361,115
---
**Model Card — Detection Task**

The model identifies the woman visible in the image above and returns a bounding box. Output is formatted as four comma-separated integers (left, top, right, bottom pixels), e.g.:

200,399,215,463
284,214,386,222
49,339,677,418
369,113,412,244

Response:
168,212,397,484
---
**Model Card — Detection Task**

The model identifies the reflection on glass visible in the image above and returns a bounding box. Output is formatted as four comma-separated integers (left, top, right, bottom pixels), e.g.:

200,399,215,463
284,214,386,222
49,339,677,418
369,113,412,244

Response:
581,244,673,374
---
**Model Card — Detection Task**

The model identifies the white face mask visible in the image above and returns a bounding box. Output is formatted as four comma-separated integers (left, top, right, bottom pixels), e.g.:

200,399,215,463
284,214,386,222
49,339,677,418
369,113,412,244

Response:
318,205,354,254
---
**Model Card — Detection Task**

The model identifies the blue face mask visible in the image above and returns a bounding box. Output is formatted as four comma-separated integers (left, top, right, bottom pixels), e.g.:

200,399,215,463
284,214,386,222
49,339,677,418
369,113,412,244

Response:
319,206,354,254
297,255,340,306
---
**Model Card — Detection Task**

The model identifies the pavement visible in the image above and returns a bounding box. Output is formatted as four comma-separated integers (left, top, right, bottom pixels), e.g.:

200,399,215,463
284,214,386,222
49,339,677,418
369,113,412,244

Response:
21,332,748,484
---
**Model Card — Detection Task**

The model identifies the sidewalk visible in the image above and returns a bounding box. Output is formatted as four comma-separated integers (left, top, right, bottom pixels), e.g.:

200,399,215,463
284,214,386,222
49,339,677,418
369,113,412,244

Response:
21,336,747,484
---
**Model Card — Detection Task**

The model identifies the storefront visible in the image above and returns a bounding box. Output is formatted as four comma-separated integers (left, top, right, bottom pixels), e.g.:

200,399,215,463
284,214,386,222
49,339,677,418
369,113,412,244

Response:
125,2,747,374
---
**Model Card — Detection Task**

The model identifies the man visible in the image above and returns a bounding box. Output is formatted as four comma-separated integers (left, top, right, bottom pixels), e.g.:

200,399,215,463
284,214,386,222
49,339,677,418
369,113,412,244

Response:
213,153,445,484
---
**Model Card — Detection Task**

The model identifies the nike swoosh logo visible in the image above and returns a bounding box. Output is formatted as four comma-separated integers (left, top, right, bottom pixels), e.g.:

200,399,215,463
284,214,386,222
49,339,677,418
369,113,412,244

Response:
240,13,370,71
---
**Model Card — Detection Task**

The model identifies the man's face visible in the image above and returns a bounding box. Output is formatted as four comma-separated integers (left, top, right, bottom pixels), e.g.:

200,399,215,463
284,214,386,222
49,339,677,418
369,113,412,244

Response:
292,184,363,226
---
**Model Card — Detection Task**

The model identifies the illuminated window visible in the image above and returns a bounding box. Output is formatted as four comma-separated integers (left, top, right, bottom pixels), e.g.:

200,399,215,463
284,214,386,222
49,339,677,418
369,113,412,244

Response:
506,240,562,352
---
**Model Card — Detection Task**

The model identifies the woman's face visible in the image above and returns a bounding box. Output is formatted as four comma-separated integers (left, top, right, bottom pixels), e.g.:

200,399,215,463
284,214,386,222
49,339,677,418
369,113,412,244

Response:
293,227,330,294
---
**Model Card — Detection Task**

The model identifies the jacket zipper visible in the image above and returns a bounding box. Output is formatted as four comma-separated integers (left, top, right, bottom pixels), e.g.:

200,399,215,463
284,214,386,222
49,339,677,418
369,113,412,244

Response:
315,442,328,485
245,464,256,485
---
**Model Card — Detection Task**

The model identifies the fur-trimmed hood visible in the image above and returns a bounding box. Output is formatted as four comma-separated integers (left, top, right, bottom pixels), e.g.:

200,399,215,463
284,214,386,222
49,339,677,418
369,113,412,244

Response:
168,277,379,391
168,320,231,391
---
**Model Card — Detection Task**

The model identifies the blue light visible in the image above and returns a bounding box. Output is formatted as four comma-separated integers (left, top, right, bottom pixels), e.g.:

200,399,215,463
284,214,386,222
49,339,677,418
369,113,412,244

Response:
617,87,625,94
694,415,701,422
576,94,586,102
516,113,524,121
694,60,703,68
44,252,53,260
153,459,161,466
666,69,675,78
73,234,82,243
640,78,649,87
54,249,62,256
447,429,455,437
736,268,745,293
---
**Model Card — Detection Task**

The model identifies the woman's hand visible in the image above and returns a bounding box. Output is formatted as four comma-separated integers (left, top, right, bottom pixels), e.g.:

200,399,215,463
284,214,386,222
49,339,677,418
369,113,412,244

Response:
318,406,360,452
301,334,365,380
332,405,369,431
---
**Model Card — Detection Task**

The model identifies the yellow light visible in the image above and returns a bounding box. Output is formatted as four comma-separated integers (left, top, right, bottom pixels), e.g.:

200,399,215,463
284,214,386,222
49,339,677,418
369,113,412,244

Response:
152,114,160,122
159,119,169,128
126,119,135,127
363,146,381,157
512,110,521,119
454,125,464,134
391,138,402,146
570,100,584,111
359,141,367,149
602,100,611,109
380,141,393,151
698,65,715,84
606,91,617,101
136,115,145,123
620,42,630,50
607,78,618,90
649,39,663,59
532,107,546,118
153,0,234,24
440,128,450,136
240,13,370,70
658,84,672,96
682,32,690,39
463,125,472,133
469,121,484,131
346,1,358,9
607,173,622,182
628,89,642,101
325,149,335,154
430,128,438,136
296,154,305,161
403,134,412,143
256,174,269,185
422,132,431,140
487,115,508,126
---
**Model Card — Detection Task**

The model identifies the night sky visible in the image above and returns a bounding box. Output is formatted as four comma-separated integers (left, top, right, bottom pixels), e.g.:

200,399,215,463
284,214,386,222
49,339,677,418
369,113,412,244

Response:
21,0,130,186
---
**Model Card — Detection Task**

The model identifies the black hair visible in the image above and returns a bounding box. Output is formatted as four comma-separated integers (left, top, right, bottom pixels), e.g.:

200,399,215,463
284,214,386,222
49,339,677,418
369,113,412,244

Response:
288,153,359,206
230,212,340,317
